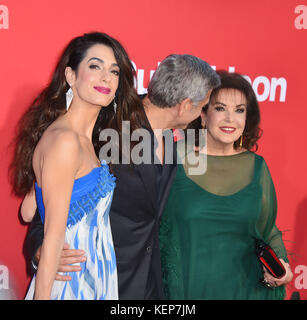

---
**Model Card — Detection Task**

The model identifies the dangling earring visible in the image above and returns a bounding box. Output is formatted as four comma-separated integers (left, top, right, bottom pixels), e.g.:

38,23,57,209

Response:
113,98,117,113
201,118,206,129
239,135,243,148
66,87,73,111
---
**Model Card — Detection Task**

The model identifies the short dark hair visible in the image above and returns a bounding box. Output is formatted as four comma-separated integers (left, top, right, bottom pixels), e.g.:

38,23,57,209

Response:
187,70,262,151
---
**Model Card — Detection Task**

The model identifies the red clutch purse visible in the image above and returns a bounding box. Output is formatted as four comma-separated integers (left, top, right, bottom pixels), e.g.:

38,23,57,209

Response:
255,239,286,280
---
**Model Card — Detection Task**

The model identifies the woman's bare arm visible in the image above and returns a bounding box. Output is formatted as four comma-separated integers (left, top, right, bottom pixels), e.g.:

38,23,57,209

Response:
34,131,80,300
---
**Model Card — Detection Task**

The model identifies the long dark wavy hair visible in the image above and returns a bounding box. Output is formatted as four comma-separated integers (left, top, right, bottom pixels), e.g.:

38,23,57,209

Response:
9,32,146,197
187,70,262,151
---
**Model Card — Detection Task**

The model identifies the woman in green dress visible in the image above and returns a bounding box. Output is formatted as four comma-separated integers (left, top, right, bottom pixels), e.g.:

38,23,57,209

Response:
159,71,293,300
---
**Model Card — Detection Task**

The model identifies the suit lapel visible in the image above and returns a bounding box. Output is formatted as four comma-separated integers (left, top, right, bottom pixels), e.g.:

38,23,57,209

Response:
134,121,159,214
135,163,158,213
157,140,178,219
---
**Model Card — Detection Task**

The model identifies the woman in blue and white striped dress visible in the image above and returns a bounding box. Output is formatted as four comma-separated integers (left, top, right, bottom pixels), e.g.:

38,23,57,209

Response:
10,32,141,300
25,161,118,300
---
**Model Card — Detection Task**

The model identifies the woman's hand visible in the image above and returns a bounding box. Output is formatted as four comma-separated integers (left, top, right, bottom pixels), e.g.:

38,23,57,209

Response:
263,259,293,287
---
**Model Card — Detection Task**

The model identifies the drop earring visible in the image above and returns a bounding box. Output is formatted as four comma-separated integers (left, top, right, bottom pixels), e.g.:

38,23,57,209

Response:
239,135,243,148
201,119,206,129
66,86,73,111
113,98,117,113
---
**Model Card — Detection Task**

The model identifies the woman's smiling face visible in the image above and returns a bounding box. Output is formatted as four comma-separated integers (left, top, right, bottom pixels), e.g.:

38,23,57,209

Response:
66,43,120,108
203,88,247,151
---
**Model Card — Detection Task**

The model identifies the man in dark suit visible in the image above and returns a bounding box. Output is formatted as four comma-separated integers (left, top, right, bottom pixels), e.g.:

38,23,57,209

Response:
25,54,220,299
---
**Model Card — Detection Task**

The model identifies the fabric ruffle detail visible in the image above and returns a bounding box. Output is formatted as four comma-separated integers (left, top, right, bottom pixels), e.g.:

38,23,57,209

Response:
67,162,116,229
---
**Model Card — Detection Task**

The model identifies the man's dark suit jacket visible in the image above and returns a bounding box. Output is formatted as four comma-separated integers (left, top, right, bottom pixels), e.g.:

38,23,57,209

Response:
26,121,177,300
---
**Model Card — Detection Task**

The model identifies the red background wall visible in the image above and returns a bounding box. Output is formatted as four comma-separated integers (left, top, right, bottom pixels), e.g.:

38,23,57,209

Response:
0,0,306,299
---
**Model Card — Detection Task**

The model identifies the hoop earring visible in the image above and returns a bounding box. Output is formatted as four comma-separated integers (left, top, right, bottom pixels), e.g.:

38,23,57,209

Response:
239,135,243,148
66,87,73,111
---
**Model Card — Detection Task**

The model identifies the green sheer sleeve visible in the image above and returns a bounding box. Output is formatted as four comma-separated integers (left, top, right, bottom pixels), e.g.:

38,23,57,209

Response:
256,160,288,262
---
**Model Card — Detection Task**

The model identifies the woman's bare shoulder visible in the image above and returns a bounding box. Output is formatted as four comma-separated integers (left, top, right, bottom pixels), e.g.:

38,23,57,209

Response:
39,124,81,153
33,124,82,173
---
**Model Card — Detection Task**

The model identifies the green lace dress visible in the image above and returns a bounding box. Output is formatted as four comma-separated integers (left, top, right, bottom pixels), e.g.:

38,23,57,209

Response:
159,144,288,300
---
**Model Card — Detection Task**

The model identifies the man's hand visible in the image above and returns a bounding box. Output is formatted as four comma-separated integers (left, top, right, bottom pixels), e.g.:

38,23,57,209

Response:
35,243,86,281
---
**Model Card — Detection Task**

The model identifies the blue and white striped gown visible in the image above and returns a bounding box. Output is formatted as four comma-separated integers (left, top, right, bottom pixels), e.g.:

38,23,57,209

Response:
25,161,118,300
